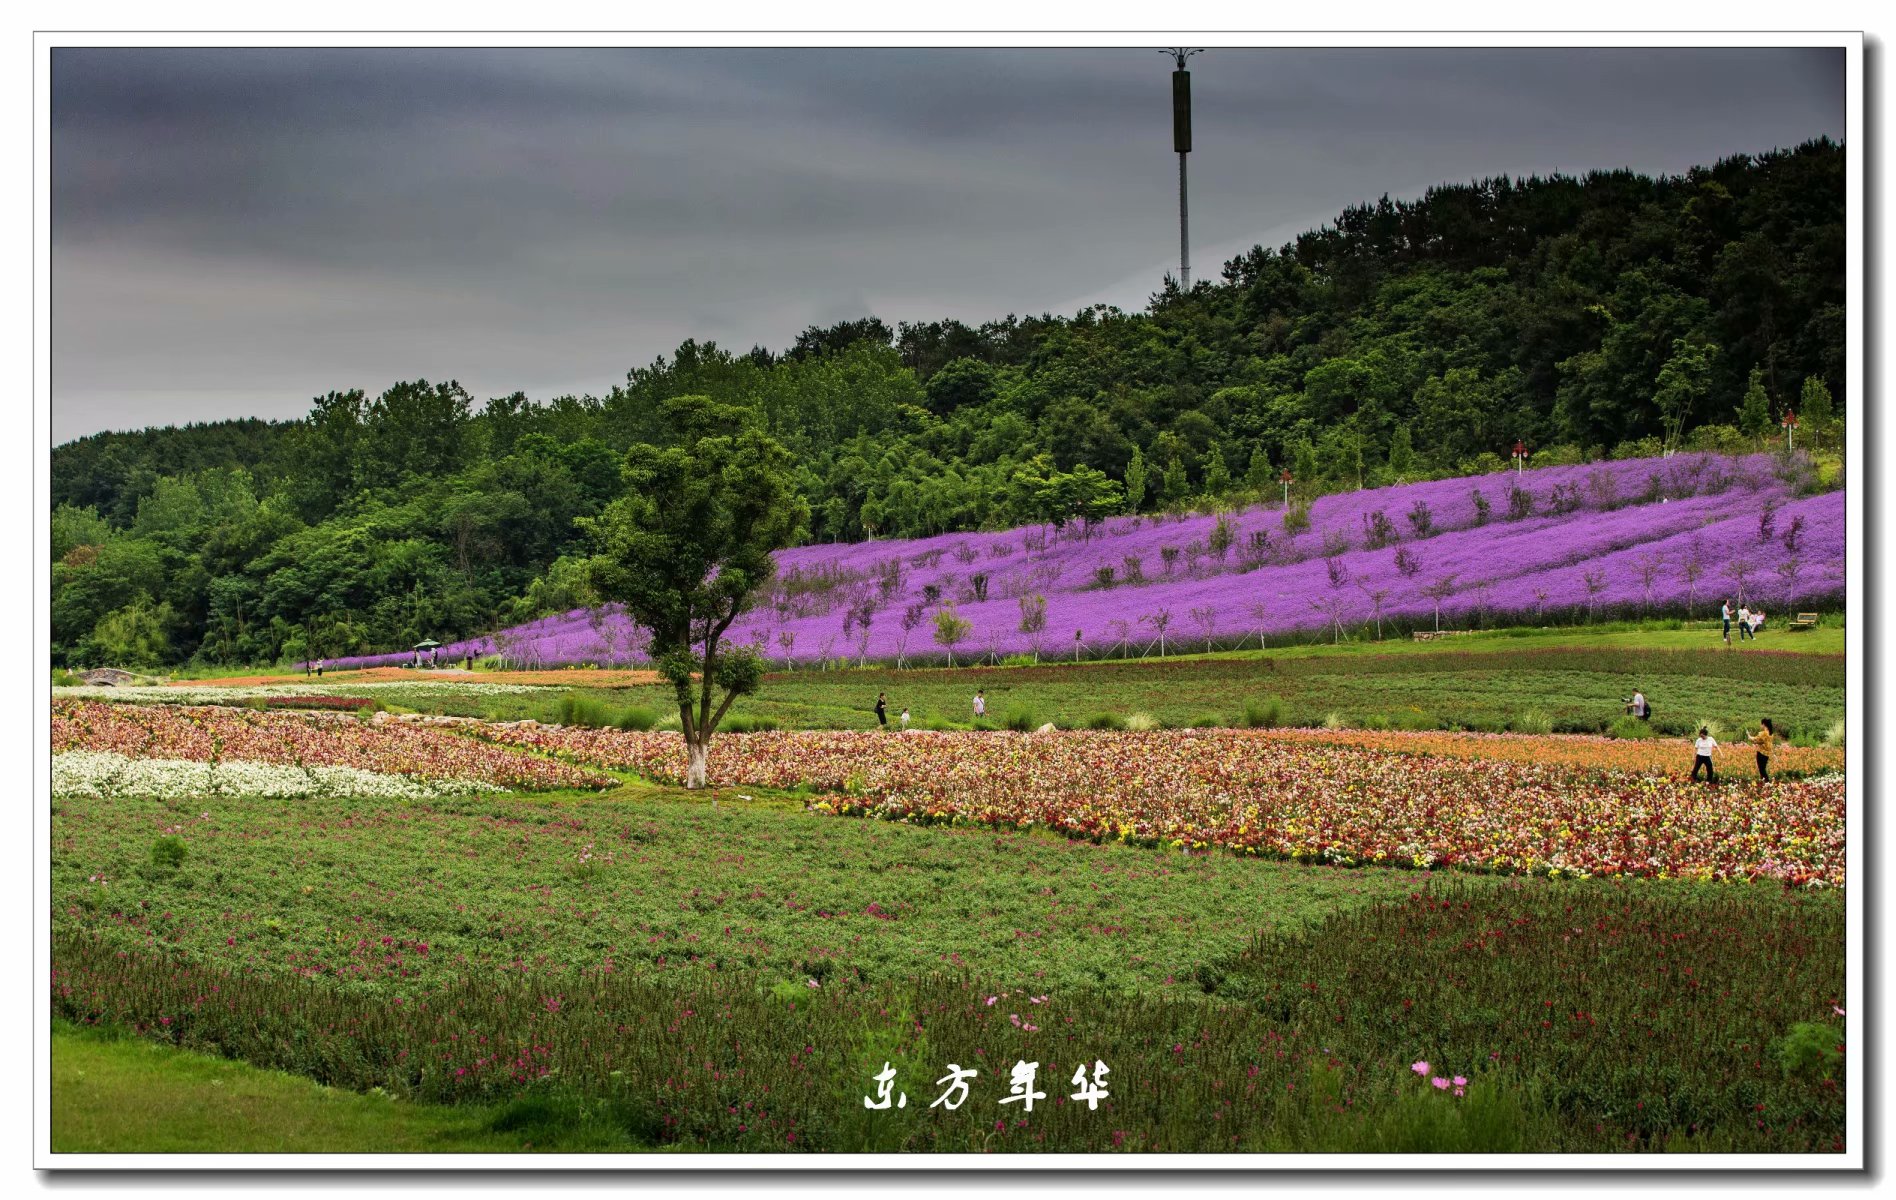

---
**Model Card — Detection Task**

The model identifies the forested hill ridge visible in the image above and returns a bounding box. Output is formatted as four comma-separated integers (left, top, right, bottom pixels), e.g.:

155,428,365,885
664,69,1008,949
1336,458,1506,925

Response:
52,138,1845,669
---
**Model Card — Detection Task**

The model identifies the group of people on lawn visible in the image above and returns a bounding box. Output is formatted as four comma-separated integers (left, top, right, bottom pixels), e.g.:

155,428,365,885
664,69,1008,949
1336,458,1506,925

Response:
1721,599,1768,643
874,689,986,730
1624,686,1778,782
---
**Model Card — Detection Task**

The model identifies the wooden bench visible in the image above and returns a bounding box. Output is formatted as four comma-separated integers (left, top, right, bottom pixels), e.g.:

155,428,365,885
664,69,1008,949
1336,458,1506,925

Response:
1789,612,1820,632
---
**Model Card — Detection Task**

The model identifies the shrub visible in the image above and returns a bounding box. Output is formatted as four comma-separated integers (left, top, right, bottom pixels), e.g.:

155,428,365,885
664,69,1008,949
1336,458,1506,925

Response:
1281,499,1312,536
1607,716,1661,740
1188,713,1222,729
1510,708,1553,735
555,692,613,729
149,836,186,872
1322,711,1347,730
1125,712,1158,731
1774,1020,1844,1083
1242,698,1284,729
722,715,780,734
1001,706,1040,733
1085,712,1127,731
1823,718,1845,748
614,706,658,732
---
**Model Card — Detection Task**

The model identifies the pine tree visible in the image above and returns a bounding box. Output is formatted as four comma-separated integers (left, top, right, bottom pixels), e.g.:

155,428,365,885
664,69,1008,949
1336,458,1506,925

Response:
1800,375,1836,429
1124,445,1148,512
1387,424,1414,478
1244,445,1272,493
1202,442,1232,498
1737,366,1772,438
1292,439,1319,485
1160,455,1188,504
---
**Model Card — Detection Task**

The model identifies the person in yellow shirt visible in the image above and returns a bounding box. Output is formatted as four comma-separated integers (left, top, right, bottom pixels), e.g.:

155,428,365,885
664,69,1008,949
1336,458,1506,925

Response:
1746,718,1776,781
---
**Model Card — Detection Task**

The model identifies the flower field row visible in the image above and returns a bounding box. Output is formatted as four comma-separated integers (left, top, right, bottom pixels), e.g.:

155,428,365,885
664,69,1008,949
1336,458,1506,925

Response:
52,750,498,800
324,452,1845,669
52,700,616,793
54,681,560,705
476,726,1846,885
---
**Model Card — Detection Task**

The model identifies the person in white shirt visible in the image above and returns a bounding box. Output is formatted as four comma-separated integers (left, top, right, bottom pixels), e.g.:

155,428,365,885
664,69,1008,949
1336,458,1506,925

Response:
1749,609,1765,636
1721,599,1733,644
1691,727,1718,783
1625,689,1648,720
972,690,986,721
1737,604,1754,641
900,708,911,730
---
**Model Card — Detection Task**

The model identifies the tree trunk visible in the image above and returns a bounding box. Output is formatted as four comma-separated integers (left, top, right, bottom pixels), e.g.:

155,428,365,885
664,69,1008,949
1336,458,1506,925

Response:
685,739,709,790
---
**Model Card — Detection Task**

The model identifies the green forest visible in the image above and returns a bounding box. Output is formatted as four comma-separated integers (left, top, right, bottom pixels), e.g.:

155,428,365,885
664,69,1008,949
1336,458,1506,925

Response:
51,138,1846,670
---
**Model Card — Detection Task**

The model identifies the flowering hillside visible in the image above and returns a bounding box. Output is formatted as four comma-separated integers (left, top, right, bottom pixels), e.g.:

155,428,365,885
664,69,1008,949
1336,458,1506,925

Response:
332,453,1844,669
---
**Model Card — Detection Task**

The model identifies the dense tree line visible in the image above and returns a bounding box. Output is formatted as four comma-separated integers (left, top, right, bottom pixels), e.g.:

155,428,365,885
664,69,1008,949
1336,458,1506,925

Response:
51,139,1845,669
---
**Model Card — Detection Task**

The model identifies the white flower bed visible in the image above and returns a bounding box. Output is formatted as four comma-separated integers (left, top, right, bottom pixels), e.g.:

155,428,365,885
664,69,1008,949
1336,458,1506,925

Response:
51,750,502,800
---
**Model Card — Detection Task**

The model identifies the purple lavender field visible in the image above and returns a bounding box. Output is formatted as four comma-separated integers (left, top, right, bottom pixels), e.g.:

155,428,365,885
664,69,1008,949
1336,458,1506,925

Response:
335,453,1844,670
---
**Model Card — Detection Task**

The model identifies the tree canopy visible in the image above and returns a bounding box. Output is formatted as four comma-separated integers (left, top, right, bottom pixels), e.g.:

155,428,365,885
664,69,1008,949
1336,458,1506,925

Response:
581,395,808,787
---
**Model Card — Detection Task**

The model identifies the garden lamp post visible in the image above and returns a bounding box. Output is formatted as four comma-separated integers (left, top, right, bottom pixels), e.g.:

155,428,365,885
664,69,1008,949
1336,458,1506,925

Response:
1512,440,1528,478
1280,468,1292,507
1782,410,1799,453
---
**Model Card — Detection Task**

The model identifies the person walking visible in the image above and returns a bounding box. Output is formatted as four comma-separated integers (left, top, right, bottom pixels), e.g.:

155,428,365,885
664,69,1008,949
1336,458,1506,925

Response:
874,691,888,728
315,657,324,678
1737,604,1754,641
304,658,312,678
1690,726,1718,783
1624,688,1648,721
1721,599,1733,645
972,689,986,722
899,707,911,730
1746,718,1775,781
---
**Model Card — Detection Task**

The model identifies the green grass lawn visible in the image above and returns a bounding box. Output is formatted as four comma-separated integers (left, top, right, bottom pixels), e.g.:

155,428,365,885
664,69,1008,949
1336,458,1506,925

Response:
51,1020,654,1153
53,782,1431,995
214,620,1844,743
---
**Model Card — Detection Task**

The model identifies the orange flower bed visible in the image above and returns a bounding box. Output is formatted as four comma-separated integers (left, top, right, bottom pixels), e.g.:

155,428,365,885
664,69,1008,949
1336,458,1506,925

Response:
477,724,1846,886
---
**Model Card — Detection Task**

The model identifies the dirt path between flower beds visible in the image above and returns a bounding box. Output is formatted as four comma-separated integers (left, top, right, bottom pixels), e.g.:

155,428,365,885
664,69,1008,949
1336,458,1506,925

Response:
171,667,662,688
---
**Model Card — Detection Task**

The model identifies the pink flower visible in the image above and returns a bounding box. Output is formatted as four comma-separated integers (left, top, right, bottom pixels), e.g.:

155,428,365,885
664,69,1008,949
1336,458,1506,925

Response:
806,978,820,989
985,996,997,1006
1452,1075,1467,1086
1412,1061,1430,1076
1454,1086,1465,1097
1432,1077,1450,1090
1834,1005,1845,1017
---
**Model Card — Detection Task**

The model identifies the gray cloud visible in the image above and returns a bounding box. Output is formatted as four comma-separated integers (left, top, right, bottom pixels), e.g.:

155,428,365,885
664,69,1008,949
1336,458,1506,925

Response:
51,46,1844,441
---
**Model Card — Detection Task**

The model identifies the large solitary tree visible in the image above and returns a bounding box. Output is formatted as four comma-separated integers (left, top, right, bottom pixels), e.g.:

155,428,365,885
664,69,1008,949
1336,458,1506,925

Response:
583,395,808,789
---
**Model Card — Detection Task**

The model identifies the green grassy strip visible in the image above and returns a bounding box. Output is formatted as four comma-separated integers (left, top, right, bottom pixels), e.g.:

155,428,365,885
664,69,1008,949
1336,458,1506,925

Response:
50,1020,658,1153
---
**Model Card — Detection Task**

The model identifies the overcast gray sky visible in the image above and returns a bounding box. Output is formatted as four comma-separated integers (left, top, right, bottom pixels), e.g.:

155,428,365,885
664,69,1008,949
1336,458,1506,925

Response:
50,45,1844,443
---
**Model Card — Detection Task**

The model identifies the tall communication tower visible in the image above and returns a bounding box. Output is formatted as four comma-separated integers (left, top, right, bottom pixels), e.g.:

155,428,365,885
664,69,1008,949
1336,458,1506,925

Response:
1162,48,1202,289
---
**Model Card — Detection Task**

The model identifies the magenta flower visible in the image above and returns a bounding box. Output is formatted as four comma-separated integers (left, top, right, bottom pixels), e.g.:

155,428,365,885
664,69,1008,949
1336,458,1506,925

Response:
1432,1077,1450,1090
1452,1075,1467,1086
1412,1061,1430,1076
1834,1005,1846,1017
